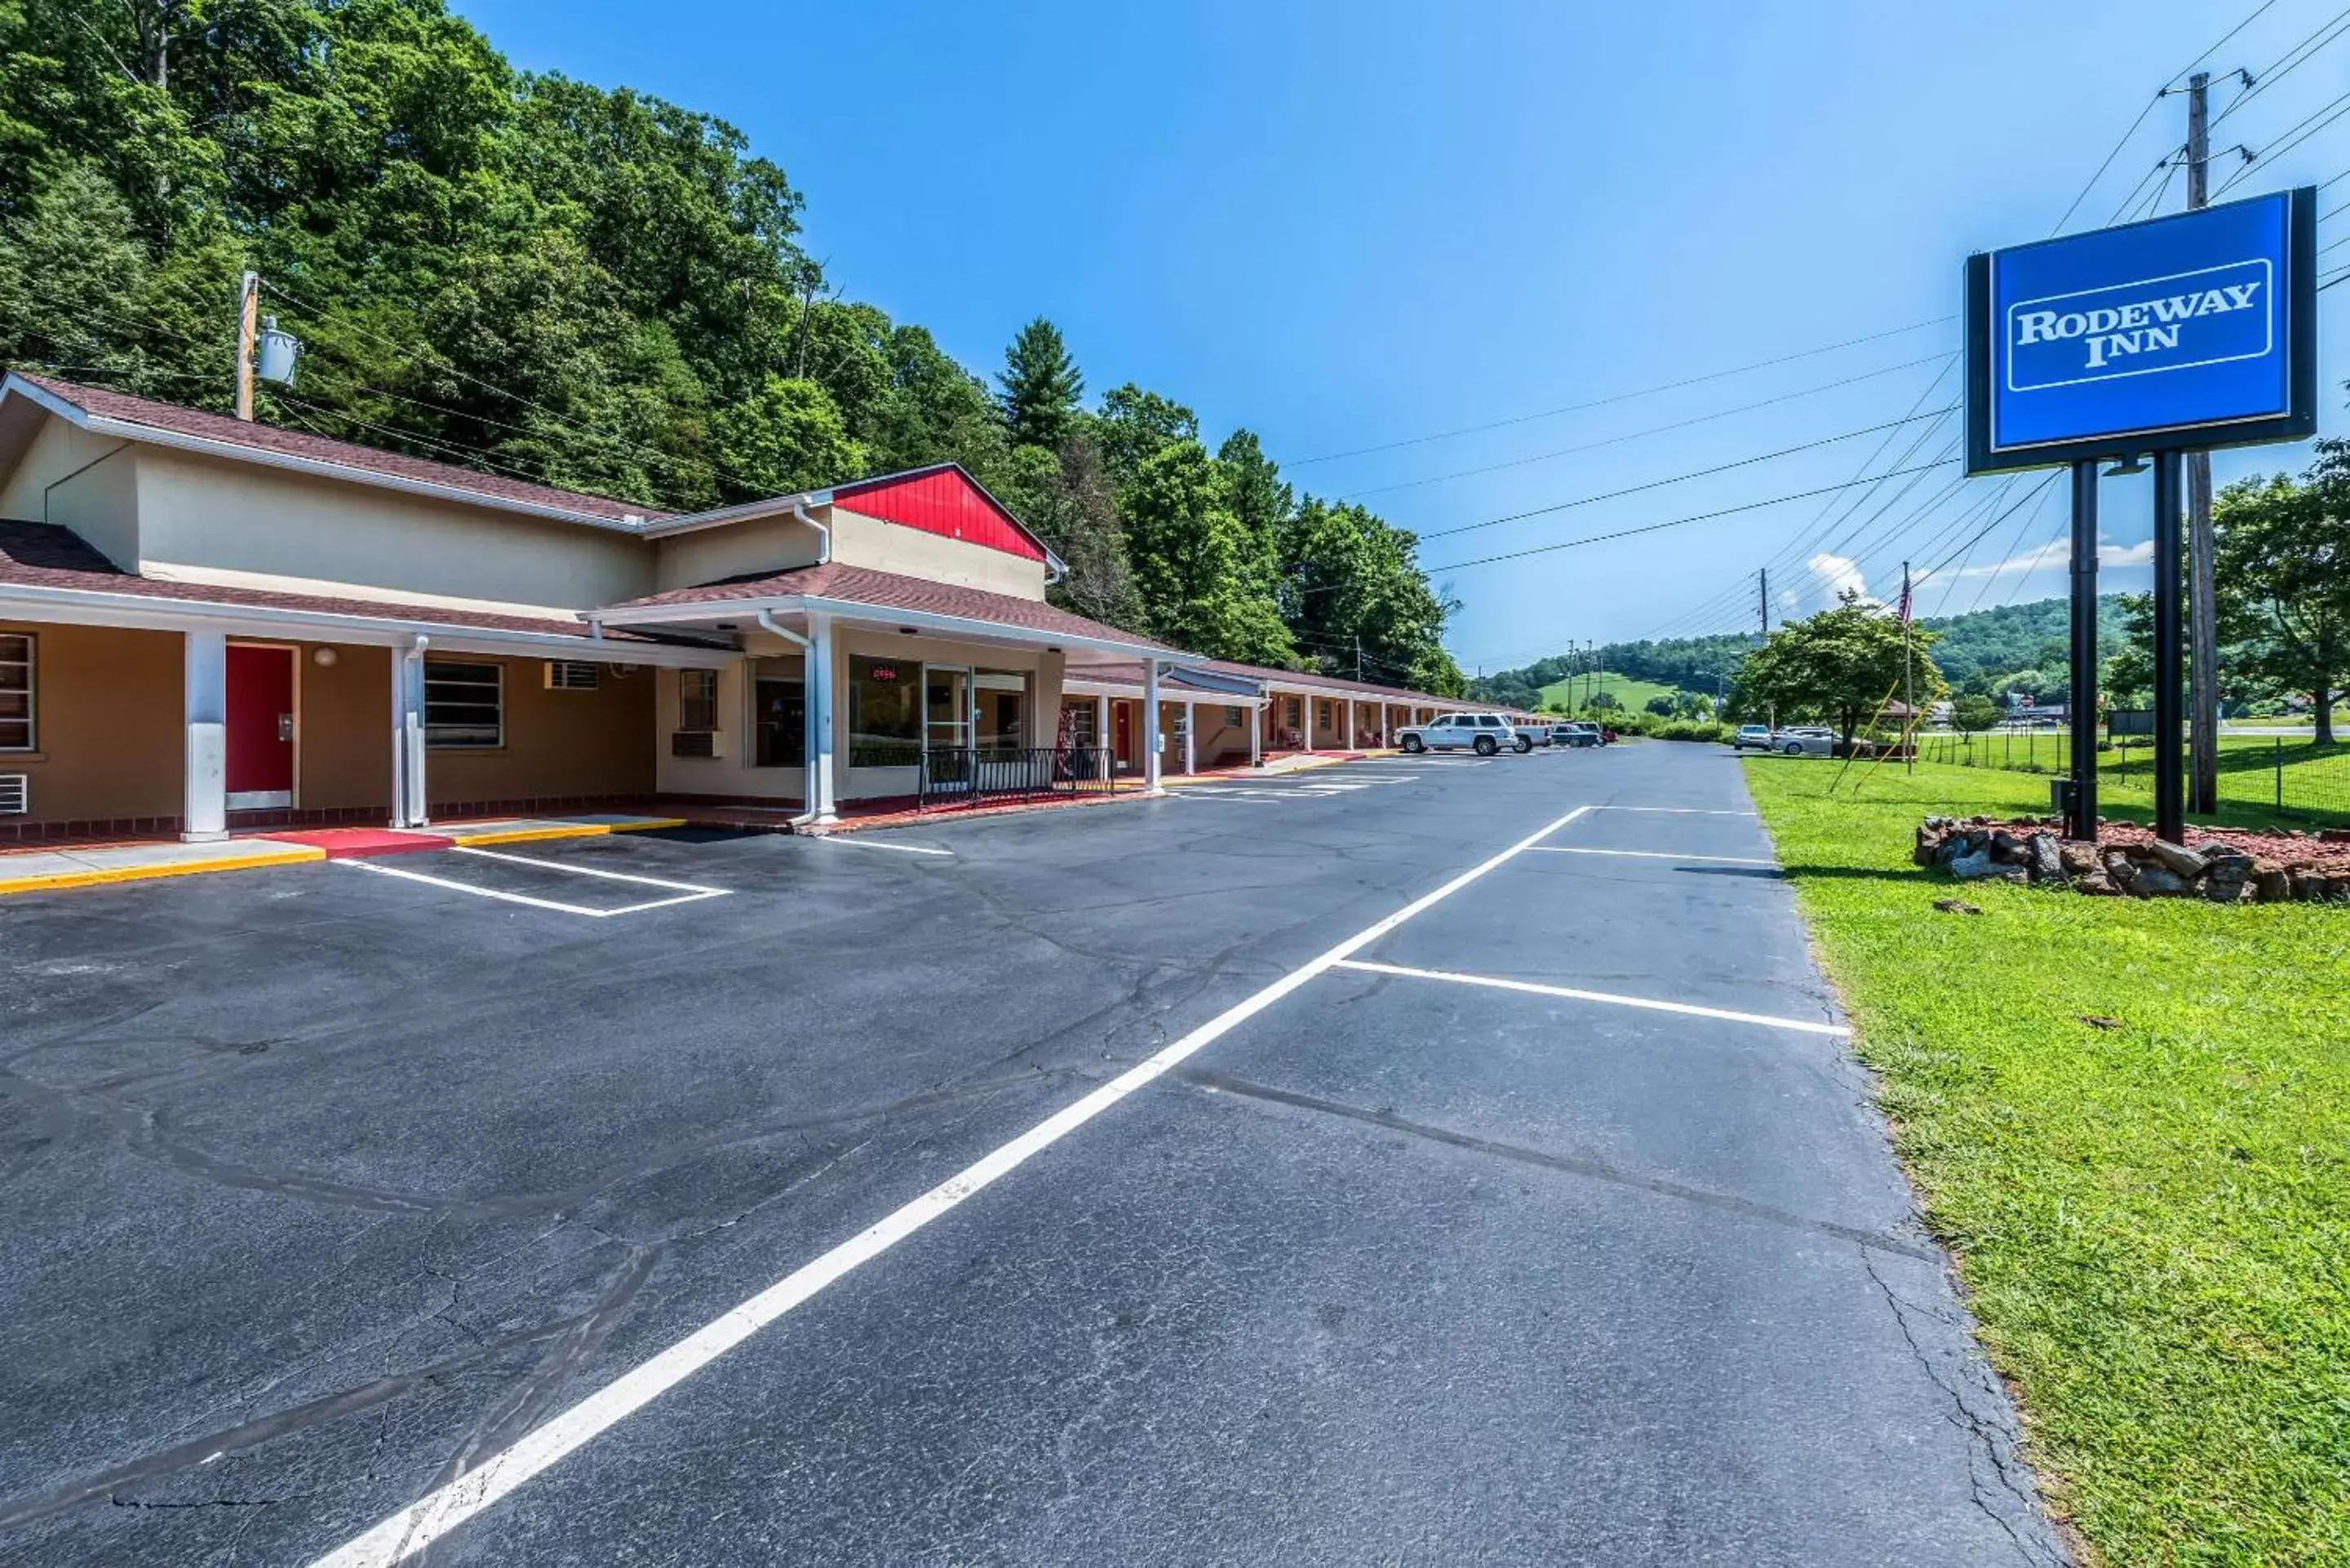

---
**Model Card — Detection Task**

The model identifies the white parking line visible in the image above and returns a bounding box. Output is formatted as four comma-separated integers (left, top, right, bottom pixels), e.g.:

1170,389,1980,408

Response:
1332,959,1848,1035
810,835,954,857
306,803,1594,1567
451,845,729,894
340,849,729,919
1530,847,1780,867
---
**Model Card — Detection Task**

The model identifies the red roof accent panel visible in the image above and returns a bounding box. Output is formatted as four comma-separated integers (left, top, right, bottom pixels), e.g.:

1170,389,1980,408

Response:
829,466,1046,562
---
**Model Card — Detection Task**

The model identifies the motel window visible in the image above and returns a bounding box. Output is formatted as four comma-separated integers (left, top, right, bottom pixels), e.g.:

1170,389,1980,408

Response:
849,655,920,766
1061,698,1097,747
1224,706,1244,728
677,669,718,733
423,661,503,748
1284,698,1301,728
975,669,1028,755
0,634,30,751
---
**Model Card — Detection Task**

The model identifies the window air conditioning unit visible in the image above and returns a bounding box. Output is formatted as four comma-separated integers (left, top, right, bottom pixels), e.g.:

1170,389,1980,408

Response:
0,775,24,815
545,660,601,691
670,730,724,760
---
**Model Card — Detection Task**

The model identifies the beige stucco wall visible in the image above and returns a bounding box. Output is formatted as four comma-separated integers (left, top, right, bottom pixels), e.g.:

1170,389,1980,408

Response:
134,448,656,613
0,421,140,569
425,653,657,809
653,648,807,802
652,515,824,593
0,620,182,825
826,508,1048,601
292,641,394,811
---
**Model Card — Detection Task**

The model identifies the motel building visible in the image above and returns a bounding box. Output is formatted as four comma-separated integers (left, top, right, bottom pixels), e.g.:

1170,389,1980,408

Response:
0,374,1481,843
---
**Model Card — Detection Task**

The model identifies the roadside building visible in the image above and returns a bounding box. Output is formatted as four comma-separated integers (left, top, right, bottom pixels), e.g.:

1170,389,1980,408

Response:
0,374,1174,839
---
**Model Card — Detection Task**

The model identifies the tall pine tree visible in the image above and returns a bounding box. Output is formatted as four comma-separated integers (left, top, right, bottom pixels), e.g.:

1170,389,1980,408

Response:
996,317,1084,450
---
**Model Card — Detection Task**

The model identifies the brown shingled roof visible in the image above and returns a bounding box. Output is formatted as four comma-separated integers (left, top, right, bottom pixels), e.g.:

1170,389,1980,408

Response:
0,519,650,640
10,374,662,525
1066,654,1461,711
607,560,1177,651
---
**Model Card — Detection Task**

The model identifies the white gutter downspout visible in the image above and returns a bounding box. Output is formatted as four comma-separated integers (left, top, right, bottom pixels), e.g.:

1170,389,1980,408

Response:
757,608,830,829
397,634,430,827
791,500,831,564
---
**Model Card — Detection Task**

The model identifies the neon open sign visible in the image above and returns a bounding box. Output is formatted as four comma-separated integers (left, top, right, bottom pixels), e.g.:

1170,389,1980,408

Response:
1966,188,2315,472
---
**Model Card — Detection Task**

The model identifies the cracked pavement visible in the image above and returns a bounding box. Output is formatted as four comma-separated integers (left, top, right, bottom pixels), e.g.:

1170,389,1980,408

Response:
0,746,2065,1565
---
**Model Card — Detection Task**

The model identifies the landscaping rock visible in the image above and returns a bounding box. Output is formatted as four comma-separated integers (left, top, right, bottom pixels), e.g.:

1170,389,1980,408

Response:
1947,848,1998,880
2026,834,2068,885
2129,865,2190,898
2201,853,2255,904
2077,870,2120,896
1989,830,2033,866
2147,840,2210,881
2058,842,2101,876
1932,897,1983,915
2292,869,2330,901
2253,869,2293,903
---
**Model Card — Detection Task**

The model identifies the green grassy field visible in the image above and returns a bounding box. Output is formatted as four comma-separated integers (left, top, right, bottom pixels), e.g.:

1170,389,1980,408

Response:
1745,755,2350,1566
1535,670,1684,713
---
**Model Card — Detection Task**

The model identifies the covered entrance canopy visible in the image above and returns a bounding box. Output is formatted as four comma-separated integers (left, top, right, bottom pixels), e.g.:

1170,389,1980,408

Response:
595,560,1194,820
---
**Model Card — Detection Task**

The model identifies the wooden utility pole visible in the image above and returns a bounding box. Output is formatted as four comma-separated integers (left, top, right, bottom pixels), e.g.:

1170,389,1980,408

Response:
2185,71,2220,814
1901,561,1915,775
1758,568,1770,637
236,270,259,422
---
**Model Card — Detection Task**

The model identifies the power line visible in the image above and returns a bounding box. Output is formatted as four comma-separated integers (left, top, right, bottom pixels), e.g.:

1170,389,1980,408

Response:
1336,352,1956,501
2210,5,2350,127
2213,85,2350,196
1421,459,1953,576
1279,315,1956,468
1414,406,1955,543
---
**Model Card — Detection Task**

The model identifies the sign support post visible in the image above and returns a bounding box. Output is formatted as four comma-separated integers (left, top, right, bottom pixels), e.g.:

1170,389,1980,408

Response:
2152,452,2186,845
2067,460,2100,843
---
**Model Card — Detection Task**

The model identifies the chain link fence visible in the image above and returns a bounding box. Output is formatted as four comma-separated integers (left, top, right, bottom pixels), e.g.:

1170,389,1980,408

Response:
1914,729,2350,826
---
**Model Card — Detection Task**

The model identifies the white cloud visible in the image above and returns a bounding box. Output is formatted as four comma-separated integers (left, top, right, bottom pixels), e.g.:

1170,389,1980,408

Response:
2097,538,2153,569
1953,534,2149,580
1808,551,1869,602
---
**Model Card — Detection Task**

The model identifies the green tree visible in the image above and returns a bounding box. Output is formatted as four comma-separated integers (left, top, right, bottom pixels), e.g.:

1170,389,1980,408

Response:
1732,592,1947,748
1951,693,2002,733
1645,694,1677,717
1120,439,1295,664
713,374,865,496
997,317,1082,450
1001,430,1146,633
2217,454,2350,745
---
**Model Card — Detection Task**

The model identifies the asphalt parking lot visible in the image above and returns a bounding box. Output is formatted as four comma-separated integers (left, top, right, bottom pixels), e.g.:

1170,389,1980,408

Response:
0,743,2064,1567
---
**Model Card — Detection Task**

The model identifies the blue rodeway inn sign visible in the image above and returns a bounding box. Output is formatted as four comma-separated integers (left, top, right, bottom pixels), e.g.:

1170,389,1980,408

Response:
1966,188,2316,473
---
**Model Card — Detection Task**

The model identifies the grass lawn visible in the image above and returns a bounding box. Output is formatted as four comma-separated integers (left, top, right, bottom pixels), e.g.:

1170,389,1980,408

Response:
1536,669,1683,713
1745,755,2350,1566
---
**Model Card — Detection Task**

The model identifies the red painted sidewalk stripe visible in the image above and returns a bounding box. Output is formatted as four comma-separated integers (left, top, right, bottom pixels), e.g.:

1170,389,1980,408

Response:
253,828,450,860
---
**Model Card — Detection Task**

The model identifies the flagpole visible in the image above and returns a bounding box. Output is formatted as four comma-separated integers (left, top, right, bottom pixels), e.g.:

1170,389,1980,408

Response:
1901,561,1915,776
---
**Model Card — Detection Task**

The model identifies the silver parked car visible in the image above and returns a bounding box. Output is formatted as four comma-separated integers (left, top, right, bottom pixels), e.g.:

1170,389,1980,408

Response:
1774,726,1837,757
1397,712,1533,755
1731,724,1774,751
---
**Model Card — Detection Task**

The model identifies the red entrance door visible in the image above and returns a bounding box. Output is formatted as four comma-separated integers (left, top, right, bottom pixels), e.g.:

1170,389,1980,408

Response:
226,644,295,807
1113,701,1133,767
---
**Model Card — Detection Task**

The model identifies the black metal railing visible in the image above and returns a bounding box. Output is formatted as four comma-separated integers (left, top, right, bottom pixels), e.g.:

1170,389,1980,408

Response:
916,746,1117,809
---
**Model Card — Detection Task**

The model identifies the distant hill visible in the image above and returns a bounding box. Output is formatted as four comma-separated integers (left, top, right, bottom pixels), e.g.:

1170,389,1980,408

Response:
1471,596,2132,708
1534,671,1683,713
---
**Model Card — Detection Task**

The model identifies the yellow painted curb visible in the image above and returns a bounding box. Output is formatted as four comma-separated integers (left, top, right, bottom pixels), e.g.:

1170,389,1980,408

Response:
443,817,686,848
0,845,328,898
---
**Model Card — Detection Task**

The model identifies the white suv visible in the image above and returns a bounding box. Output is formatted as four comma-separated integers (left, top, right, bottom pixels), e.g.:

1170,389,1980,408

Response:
1398,712,1532,755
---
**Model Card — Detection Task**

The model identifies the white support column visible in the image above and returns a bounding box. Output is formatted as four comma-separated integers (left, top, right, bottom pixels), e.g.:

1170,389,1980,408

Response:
805,610,837,823
1346,698,1358,751
1249,701,1262,768
1143,659,1164,795
1183,699,1197,774
1095,692,1111,773
182,630,228,842
1299,693,1313,753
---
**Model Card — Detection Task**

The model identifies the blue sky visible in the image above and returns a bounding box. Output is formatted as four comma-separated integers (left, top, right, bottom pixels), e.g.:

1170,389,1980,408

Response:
455,0,2348,672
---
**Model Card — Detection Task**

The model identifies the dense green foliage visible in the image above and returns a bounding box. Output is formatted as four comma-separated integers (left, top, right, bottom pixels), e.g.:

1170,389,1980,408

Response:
1748,756,2350,1566
2215,445,2350,744
0,0,1463,692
